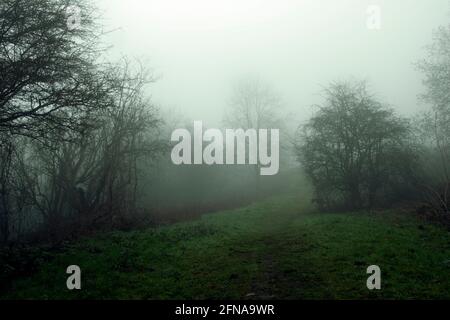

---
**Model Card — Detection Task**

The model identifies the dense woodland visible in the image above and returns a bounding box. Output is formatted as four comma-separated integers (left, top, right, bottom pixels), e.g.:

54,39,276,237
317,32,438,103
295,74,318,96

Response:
0,0,449,248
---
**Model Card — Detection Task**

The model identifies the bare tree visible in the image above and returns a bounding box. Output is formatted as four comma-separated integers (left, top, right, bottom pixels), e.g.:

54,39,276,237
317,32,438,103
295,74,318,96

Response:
14,61,165,242
0,0,166,243
297,80,416,210
224,78,285,195
225,78,283,130
416,24,450,218
0,0,111,140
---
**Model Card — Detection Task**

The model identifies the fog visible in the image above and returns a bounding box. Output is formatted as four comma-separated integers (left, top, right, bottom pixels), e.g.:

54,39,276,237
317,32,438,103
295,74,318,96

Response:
97,0,450,125
3,0,450,301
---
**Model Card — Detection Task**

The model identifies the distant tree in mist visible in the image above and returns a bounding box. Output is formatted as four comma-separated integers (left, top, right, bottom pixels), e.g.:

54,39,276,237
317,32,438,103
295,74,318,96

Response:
224,78,285,195
224,78,284,130
296,80,416,211
416,24,450,218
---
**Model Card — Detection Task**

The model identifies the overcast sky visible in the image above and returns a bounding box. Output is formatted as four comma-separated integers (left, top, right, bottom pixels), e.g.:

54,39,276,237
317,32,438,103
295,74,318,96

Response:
96,0,450,126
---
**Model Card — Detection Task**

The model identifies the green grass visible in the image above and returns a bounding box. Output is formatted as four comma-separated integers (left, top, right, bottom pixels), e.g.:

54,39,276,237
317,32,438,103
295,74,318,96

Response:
2,193,450,299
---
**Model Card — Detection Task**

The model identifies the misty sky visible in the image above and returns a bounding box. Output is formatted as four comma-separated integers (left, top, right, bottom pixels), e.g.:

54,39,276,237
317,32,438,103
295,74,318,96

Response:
96,0,450,127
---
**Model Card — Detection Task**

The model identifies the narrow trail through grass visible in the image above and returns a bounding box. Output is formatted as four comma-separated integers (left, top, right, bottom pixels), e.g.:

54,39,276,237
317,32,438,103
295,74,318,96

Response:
2,194,450,299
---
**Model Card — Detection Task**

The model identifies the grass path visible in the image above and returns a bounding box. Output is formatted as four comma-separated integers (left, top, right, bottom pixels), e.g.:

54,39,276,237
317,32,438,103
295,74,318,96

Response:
2,194,450,299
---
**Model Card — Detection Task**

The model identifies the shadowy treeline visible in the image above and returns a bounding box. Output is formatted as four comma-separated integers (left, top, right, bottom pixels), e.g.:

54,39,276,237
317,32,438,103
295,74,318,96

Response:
0,0,449,246
0,0,293,244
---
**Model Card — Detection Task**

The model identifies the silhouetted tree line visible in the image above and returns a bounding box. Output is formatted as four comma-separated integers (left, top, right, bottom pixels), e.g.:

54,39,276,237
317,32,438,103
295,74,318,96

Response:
1,0,450,245
0,0,166,243
0,0,290,244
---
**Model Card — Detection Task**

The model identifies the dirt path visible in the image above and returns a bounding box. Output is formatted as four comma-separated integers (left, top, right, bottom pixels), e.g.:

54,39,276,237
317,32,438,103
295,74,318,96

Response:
243,207,313,300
